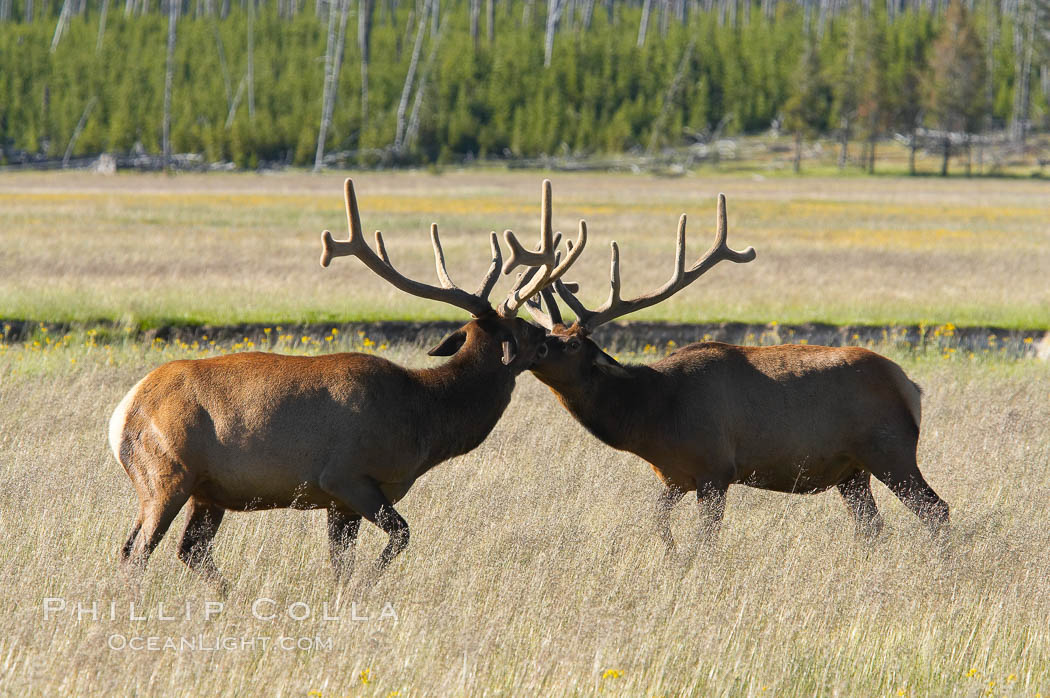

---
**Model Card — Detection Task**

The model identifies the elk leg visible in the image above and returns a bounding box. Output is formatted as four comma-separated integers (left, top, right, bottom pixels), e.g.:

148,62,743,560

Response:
835,470,883,539
177,497,228,594
695,480,728,540
126,489,191,573
319,474,410,574
120,512,143,563
654,486,685,554
327,508,362,582
865,451,949,538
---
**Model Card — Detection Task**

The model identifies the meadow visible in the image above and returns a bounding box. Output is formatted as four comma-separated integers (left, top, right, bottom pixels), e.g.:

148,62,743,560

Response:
1,170,1048,329
0,171,1048,696
0,331,1048,696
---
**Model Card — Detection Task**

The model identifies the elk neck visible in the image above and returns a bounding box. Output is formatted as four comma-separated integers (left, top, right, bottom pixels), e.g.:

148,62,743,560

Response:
412,339,519,465
543,361,666,453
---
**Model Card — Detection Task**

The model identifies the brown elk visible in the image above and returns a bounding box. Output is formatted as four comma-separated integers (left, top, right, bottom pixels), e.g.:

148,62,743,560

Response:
108,178,584,591
525,194,949,549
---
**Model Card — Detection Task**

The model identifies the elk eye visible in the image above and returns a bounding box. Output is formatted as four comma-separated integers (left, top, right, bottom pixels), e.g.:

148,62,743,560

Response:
567,339,581,352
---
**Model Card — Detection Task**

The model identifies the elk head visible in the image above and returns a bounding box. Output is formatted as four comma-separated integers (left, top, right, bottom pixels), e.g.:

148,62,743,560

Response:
524,193,756,390
320,178,586,372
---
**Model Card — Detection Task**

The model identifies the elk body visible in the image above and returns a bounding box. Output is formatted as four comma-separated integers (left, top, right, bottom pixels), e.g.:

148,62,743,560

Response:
525,195,949,547
109,179,584,590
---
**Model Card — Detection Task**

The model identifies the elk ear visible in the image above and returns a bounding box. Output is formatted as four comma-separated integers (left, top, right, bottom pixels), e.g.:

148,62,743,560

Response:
428,330,467,357
594,350,630,377
500,338,518,365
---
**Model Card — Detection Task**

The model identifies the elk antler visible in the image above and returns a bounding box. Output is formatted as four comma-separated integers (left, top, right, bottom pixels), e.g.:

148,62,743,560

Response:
321,178,502,318
498,179,587,318
511,237,581,330
554,193,755,331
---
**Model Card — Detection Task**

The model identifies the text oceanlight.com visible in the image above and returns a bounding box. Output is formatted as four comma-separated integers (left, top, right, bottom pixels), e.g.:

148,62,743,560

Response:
107,634,334,652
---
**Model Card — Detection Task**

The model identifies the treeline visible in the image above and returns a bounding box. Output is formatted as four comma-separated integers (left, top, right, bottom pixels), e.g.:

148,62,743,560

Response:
1,0,1048,171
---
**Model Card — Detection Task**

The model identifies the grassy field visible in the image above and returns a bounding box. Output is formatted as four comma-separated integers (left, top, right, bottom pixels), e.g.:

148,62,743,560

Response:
1,170,1048,329
0,333,1047,696
1,171,1048,696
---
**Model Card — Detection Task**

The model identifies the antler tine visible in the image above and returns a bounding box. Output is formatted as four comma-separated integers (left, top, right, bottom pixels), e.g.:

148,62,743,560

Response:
507,230,563,296
375,230,391,264
553,278,592,323
320,178,496,318
498,182,587,318
539,286,564,325
554,193,756,331
521,247,567,330
473,231,503,300
320,178,368,267
686,193,757,278
430,223,456,289
502,179,555,275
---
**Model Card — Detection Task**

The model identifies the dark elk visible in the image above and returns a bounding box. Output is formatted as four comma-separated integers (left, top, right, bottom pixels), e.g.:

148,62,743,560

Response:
108,178,585,591
524,194,949,549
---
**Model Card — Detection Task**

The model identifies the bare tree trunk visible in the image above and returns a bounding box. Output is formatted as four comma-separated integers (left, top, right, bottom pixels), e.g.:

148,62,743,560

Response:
163,0,177,171
63,97,98,167
225,73,247,127
212,18,233,112
580,0,594,29
0,0,11,22
544,0,562,67
247,0,255,120
867,135,876,174
965,135,972,176
50,0,71,52
793,131,803,173
360,0,375,123
469,0,479,49
647,37,695,154
486,0,493,42
637,0,651,46
25,0,33,22
310,0,348,170
405,13,445,151
96,0,109,52
1009,0,1034,144
940,136,950,176
395,0,430,151
908,128,917,175
837,118,849,169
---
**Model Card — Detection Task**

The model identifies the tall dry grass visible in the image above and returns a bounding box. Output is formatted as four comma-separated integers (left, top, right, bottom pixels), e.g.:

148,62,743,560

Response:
0,336,1047,696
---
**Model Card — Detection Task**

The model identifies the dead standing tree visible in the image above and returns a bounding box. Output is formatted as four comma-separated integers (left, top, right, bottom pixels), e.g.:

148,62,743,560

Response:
638,0,652,46
394,0,432,153
315,0,351,170
360,0,377,123
163,0,177,171
544,0,563,67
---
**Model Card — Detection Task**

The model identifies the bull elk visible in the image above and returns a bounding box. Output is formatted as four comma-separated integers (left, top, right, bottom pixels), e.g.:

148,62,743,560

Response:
524,194,949,549
109,178,584,591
